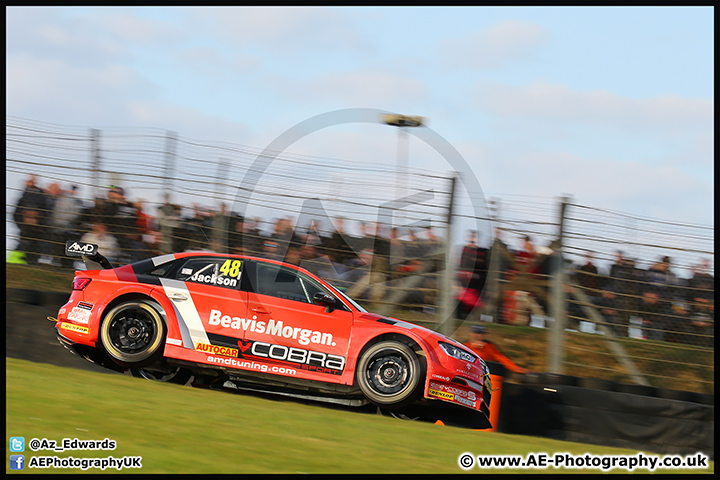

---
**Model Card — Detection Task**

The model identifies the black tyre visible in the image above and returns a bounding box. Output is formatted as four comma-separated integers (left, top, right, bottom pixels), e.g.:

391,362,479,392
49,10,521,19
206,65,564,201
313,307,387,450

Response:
131,366,192,385
356,340,424,409
100,300,166,367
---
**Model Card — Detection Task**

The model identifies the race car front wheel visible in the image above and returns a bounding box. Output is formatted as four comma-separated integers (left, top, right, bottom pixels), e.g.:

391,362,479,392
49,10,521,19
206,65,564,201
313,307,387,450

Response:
100,300,166,367
356,340,424,410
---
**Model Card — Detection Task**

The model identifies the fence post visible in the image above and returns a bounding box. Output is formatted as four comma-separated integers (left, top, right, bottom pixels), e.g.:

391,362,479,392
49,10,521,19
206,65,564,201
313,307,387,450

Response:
90,129,101,199
213,158,231,252
548,195,570,374
163,131,178,199
439,174,457,337
478,198,501,322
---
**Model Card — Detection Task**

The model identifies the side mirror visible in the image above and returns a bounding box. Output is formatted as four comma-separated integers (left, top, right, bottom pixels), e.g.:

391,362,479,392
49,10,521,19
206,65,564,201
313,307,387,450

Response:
313,292,336,312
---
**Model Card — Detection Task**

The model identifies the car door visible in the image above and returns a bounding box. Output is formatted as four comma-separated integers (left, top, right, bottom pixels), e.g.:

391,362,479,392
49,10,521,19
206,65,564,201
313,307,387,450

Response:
243,260,354,381
163,256,248,357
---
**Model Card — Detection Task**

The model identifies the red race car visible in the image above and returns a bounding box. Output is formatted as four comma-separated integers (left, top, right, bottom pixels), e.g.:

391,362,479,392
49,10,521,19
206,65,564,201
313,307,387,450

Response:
54,241,492,427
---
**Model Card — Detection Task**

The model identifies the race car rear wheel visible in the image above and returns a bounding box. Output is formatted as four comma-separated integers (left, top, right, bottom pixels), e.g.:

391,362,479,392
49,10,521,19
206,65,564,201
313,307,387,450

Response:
100,300,166,367
356,340,424,409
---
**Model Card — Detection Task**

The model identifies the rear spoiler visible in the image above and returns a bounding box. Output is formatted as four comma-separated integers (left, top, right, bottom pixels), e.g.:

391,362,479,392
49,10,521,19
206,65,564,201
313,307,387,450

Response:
65,241,114,270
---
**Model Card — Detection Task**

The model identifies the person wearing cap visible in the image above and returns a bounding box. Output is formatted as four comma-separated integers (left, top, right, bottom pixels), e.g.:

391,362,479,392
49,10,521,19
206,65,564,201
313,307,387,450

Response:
464,324,529,374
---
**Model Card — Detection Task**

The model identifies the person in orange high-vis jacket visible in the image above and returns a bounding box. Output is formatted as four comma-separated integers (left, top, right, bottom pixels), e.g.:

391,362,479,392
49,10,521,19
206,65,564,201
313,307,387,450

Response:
464,324,529,374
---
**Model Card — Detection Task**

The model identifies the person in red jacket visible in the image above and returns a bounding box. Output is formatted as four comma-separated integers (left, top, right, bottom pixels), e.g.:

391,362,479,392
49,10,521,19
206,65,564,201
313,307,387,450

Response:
464,324,529,374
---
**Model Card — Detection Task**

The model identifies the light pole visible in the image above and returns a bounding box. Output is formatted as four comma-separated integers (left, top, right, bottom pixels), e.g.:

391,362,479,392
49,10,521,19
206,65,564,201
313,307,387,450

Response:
382,114,460,335
382,114,424,200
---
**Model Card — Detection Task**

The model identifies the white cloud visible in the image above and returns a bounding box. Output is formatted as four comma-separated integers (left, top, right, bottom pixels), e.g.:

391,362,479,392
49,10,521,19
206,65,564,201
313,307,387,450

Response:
189,7,371,56
480,148,713,226
305,71,429,106
7,9,129,65
173,47,263,77
95,11,183,46
476,82,713,134
126,101,252,144
439,20,550,69
6,54,154,122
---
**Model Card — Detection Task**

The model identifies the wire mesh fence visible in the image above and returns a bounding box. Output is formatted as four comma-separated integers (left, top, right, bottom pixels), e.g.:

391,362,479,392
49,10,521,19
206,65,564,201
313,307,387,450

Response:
6,116,714,393
472,196,713,393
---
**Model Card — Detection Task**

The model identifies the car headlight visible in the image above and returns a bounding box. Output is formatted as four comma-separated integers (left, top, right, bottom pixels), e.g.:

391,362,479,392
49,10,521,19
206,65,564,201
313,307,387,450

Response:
479,358,489,376
439,342,477,363
478,358,493,391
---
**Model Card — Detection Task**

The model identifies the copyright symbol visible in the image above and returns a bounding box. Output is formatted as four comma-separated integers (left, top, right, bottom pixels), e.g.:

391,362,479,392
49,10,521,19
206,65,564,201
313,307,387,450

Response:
458,453,475,470
29,438,41,451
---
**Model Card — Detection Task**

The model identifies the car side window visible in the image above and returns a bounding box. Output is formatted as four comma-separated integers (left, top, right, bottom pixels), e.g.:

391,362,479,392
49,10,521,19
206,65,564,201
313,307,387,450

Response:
175,257,243,289
150,266,169,276
254,263,312,302
254,263,347,310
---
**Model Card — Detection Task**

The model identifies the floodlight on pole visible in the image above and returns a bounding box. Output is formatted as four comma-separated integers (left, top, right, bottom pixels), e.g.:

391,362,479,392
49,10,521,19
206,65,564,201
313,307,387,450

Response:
383,114,424,128
382,114,425,200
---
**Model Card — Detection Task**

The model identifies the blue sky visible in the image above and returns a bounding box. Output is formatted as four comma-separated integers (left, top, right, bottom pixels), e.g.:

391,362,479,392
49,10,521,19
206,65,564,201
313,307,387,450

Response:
6,6,714,247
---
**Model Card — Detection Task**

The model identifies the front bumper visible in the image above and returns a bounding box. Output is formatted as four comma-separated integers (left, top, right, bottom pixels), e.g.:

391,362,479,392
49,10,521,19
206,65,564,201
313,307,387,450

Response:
426,377,490,418
424,352,491,421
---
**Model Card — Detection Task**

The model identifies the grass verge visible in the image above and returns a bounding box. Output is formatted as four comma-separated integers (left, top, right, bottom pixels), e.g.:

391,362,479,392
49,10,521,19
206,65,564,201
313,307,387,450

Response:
5,358,713,474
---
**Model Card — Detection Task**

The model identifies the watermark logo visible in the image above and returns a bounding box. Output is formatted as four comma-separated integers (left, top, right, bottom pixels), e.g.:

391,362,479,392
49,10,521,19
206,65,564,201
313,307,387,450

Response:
230,108,491,330
9,437,25,452
9,454,25,470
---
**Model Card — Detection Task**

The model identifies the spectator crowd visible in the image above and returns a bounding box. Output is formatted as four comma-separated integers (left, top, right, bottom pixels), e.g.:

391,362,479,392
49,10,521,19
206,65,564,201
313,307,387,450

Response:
8,175,714,347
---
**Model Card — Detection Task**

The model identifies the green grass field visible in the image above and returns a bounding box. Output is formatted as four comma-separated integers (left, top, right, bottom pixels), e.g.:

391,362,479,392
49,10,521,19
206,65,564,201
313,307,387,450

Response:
6,358,712,474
